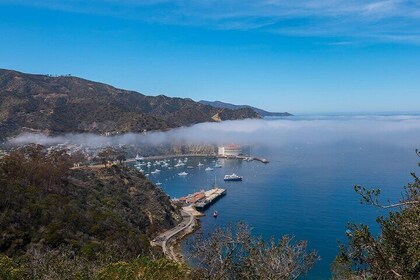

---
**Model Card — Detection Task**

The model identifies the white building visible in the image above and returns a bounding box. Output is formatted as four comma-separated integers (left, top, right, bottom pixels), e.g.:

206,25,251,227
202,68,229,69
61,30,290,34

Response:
218,144,242,157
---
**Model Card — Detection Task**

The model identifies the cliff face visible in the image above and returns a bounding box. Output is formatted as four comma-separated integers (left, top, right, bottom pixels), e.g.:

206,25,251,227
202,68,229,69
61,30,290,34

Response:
0,69,260,139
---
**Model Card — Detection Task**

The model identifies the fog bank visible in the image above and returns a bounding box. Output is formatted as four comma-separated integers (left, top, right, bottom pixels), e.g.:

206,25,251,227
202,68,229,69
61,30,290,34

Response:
9,115,420,149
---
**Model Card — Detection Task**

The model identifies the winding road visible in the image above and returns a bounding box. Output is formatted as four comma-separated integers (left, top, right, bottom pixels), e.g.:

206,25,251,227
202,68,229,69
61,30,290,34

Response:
153,209,195,261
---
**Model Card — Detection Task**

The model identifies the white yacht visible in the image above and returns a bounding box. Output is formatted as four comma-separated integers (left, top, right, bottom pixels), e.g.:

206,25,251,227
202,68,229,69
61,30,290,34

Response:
178,171,188,176
224,173,243,181
197,162,204,167
205,167,214,171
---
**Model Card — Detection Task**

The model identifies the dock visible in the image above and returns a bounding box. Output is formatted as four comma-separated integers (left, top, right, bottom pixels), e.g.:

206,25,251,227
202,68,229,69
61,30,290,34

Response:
224,155,269,164
253,157,269,163
173,187,226,212
194,188,227,210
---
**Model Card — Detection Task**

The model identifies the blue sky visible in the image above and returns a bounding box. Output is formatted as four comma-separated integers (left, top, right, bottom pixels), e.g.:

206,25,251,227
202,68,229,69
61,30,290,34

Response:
0,0,420,113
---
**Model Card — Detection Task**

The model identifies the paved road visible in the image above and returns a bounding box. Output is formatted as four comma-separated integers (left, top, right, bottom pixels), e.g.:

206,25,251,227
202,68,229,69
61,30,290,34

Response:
154,209,195,261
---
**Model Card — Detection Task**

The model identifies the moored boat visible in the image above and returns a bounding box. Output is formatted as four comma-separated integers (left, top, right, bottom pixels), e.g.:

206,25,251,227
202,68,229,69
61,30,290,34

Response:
223,173,243,181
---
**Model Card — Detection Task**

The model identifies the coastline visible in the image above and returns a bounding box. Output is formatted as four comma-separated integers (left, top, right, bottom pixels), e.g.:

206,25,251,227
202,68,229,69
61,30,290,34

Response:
152,206,203,262
170,215,201,263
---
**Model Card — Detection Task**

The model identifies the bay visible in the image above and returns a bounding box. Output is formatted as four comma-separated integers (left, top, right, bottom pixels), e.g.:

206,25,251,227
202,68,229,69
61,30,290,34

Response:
133,116,419,279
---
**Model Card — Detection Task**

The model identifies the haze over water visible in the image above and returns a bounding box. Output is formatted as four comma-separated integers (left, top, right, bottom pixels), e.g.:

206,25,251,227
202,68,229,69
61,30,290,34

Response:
141,115,420,279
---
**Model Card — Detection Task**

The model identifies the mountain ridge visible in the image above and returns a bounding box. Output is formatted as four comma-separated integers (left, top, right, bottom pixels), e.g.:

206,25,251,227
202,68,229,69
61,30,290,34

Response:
199,100,292,117
0,69,260,139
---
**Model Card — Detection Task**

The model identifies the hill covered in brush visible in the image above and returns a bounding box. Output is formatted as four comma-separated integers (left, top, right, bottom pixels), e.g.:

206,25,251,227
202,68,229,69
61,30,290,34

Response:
0,69,259,139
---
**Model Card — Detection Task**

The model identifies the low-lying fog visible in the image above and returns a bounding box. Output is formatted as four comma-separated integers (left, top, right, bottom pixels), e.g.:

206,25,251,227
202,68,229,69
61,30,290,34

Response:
9,115,420,149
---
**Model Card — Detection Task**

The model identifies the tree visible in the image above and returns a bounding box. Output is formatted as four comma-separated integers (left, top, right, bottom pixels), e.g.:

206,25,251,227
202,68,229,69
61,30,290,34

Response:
116,149,127,165
190,222,319,280
97,147,116,167
96,147,127,167
70,150,87,167
332,151,420,280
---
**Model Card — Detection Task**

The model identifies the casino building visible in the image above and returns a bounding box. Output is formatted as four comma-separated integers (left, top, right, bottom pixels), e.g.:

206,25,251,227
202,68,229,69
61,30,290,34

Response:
218,144,242,157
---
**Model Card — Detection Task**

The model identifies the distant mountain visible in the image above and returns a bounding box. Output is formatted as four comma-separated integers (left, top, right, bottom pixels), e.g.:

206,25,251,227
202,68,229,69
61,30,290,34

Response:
0,69,259,139
199,100,292,117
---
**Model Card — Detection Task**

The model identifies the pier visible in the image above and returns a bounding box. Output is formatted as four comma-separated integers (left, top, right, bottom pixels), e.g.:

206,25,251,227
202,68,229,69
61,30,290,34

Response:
174,187,227,211
194,188,227,210
253,157,269,163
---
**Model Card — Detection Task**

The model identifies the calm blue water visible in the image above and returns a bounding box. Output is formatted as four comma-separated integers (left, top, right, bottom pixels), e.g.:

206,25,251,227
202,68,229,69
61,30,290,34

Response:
129,117,419,279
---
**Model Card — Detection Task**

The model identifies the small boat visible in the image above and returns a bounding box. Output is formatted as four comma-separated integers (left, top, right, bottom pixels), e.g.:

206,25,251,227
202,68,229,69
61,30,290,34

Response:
197,162,204,167
214,163,222,168
187,166,194,169
205,167,214,171
213,211,218,217
156,181,162,186
145,173,150,177
178,172,188,176
224,173,243,181
138,168,144,173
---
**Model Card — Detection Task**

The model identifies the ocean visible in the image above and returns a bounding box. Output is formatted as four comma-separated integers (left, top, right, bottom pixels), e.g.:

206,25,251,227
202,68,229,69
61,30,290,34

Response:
131,115,420,279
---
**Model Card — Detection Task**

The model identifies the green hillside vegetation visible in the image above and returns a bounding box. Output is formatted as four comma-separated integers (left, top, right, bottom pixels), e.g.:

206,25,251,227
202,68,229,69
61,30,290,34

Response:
0,69,260,139
0,145,186,279
333,151,420,279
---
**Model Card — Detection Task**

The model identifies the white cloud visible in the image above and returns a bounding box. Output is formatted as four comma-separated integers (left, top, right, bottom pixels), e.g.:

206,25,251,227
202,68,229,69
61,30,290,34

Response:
2,0,420,43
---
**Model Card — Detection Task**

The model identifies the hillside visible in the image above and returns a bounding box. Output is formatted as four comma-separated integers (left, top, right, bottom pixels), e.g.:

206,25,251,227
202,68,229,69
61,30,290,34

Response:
0,69,259,139
199,100,292,117
0,146,181,260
